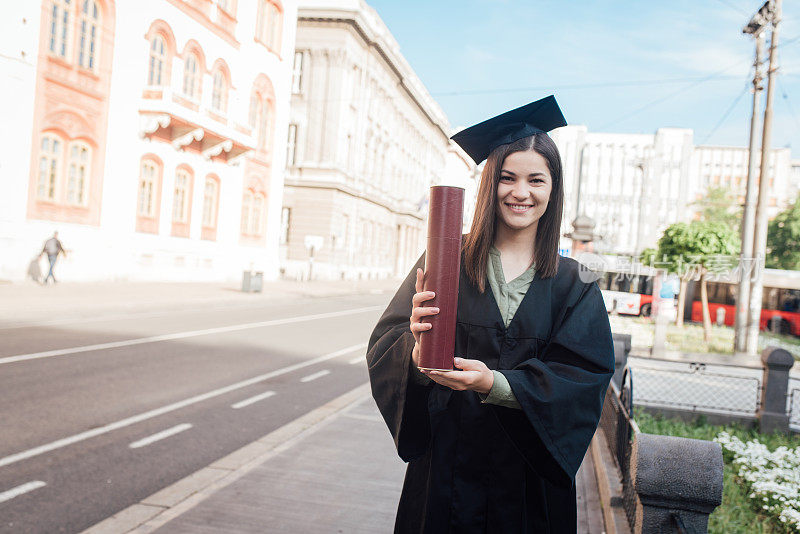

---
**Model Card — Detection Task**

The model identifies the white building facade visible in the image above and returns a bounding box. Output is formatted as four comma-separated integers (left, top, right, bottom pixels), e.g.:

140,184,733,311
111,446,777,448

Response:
551,125,794,256
281,0,473,280
0,0,297,282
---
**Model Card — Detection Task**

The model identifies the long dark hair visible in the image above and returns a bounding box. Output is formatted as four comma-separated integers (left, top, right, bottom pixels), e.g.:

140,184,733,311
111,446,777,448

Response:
463,133,564,292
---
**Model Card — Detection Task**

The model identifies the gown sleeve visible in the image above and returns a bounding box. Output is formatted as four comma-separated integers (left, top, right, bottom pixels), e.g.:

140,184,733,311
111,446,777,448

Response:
494,280,614,487
366,253,433,462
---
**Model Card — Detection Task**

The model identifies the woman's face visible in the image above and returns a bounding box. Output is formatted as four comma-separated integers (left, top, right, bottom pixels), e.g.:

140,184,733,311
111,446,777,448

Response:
495,150,552,234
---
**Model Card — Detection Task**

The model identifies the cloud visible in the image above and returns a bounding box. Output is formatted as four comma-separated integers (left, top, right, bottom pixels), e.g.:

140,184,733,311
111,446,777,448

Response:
463,45,502,64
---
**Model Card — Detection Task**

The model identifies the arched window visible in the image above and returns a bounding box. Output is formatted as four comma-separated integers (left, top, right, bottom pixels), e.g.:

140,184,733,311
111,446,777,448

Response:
172,169,191,223
49,0,71,59
241,190,253,234
148,36,166,86
202,177,219,228
252,194,264,235
66,142,90,205
137,159,159,217
78,0,100,70
182,54,199,99
256,0,283,53
211,69,227,112
258,102,270,148
37,134,62,201
248,94,260,128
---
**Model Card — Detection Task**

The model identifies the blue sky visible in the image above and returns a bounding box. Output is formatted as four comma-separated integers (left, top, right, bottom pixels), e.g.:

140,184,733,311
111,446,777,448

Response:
367,0,800,152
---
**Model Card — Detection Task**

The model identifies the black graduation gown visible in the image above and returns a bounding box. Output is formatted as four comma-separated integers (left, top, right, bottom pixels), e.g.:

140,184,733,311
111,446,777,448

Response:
366,252,614,534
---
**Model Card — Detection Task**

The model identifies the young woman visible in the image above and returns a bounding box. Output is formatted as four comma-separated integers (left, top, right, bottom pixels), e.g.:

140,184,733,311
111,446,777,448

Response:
367,96,614,533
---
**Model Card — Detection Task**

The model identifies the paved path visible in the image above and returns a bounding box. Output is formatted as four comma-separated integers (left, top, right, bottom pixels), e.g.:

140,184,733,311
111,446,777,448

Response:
85,386,605,533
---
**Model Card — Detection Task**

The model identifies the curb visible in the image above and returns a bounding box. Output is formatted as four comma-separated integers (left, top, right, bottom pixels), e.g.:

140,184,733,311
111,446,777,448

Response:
81,382,373,534
589,429,631,534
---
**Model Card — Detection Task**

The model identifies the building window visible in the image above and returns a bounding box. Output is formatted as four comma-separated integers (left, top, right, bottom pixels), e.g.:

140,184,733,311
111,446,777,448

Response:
258,103,270,148
252,194,264,234
286,124,297,166
172,169,191,223
49,0,71,59
137,159,158,217
241,190,265,236
211,69,227,112
182,54,199,99
66,142,90,205
202,177,218,227
78,0,99,70
256,0,283,53
280,207,290,244
248,94,260,128
241,190,253,234
148,36,166,86
291,51,304,94
37,135,62,201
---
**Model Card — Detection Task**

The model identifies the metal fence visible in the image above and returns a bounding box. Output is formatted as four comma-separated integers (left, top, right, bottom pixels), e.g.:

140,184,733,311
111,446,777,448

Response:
790,377,800,433
631,362,761,417
599,367,639,530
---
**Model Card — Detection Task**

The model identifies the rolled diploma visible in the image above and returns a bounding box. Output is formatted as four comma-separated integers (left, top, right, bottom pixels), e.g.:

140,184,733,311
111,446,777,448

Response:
418,185,464,371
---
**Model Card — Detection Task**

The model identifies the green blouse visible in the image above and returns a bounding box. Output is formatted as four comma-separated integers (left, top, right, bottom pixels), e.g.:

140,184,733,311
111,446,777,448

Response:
479,246,535,409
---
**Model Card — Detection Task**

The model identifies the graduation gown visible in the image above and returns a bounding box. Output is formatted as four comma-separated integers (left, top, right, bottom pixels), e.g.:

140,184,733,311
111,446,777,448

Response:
366,252,614,534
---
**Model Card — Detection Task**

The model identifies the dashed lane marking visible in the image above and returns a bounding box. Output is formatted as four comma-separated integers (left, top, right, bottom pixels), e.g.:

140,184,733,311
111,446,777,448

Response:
231,391,276,409
129,424,193,449
0,343,366,468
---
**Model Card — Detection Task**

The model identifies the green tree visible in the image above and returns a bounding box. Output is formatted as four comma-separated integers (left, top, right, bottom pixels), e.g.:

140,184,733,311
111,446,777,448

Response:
766,197,800,270
692,186,742,232
655,221,739,339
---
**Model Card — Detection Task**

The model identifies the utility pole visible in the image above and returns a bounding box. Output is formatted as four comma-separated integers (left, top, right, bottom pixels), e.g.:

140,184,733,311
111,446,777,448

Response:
633,156,647,256
746,0,781,355
735,24,766,354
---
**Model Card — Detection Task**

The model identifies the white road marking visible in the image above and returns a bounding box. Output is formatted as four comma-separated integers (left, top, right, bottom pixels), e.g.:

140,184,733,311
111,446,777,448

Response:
0,343,366,468
0,301,270,330
231,391,276,409
300,370,331,383
349,356,364,365
0,481,47,504
129,424,192,449
0,306,381,365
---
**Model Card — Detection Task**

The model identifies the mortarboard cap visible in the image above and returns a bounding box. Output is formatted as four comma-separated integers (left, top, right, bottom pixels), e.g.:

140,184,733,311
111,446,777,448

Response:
450,95,567,165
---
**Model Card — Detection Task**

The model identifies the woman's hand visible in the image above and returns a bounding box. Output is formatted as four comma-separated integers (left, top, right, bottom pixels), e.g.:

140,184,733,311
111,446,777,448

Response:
423,357,494,394
410,268,438,368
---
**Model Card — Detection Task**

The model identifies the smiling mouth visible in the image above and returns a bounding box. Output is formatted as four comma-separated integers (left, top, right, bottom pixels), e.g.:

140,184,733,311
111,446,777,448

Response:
505,203,533,213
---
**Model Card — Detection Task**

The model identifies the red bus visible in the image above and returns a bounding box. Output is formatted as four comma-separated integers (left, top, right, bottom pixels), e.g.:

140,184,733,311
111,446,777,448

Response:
687,269,800,336
597,269,656,317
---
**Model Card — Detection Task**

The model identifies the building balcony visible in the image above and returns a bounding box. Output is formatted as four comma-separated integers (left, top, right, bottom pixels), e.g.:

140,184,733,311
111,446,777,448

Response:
139,87,254,162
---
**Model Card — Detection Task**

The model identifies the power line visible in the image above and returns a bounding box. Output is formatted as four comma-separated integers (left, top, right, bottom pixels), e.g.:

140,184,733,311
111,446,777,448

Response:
429,74,745,98
700,77,751,144
777,77,800,137
597,58,750,131
714,0,751,17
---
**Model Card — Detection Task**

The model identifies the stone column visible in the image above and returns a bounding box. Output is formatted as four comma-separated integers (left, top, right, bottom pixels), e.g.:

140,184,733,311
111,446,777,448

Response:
631,433,723,533
306,48,329,164
758,346,795,434
322,49,347,165
612,333,631,388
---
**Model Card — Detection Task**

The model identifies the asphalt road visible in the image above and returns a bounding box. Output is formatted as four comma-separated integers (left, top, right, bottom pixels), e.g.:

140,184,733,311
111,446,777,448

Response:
0,290,391,534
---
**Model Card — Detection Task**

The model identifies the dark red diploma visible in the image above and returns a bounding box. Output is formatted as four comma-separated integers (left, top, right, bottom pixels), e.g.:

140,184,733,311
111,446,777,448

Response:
419,186,464,371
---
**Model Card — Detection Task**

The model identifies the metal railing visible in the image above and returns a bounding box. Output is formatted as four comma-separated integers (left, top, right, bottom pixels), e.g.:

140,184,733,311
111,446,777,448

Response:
631,363,761,416
789,377,800,432
599,367,639,530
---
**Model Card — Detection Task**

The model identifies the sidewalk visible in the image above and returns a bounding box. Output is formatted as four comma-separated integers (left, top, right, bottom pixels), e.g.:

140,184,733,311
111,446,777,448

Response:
84,384,609,534
0,277,402,324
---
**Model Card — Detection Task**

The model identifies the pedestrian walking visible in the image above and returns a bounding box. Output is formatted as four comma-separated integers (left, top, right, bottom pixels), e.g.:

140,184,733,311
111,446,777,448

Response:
367,96,614,533
41,231,66,284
